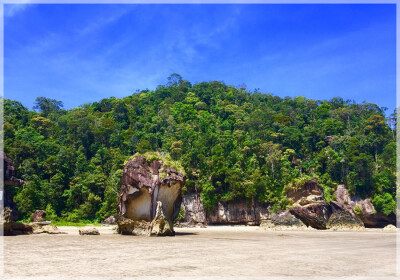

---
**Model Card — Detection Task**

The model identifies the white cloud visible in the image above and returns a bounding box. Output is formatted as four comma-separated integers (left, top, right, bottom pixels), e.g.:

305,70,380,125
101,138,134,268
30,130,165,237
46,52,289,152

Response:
5,2,32,18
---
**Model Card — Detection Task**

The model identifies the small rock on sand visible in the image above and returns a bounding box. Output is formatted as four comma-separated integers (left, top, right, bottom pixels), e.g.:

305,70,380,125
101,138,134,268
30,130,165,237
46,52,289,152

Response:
79,228,100,235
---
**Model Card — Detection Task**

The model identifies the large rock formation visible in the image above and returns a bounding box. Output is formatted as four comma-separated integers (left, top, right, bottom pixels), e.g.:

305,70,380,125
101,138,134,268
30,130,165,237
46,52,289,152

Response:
182,193,206,224
207,200,269,225
117,153,185,236
331,185,395,228
182,193,268,225
326,210,364,231
287,179,332,229
1,152,33,235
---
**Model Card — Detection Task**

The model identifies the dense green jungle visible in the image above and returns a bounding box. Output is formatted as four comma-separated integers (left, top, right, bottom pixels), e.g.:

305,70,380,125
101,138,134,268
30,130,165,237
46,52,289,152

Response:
4,74,397,223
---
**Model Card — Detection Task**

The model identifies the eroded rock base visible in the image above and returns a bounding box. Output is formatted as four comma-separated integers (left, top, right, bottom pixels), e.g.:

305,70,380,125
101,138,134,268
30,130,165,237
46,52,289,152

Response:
118,201,175,236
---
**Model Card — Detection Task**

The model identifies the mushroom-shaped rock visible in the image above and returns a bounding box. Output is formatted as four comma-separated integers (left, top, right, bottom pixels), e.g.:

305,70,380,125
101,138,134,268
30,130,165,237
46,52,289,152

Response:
117,153,185,236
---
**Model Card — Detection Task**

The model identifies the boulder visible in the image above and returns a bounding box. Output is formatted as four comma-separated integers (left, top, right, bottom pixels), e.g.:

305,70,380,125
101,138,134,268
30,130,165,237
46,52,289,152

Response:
289,203,332,229
383,224,397,232
260,210,307,230
327,210,365,231
117,153,185,235
149,201,174,236
2,207,32,235
79,228,100,235
286,179,332,229
271,210,307,228
285,178,324,206
31,223,64,234
117,217,150,236
102,215,117,225
30,210,46,222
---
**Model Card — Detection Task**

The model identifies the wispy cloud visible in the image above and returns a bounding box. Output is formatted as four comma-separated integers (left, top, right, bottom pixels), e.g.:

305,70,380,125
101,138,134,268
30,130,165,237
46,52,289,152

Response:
4,2,32,18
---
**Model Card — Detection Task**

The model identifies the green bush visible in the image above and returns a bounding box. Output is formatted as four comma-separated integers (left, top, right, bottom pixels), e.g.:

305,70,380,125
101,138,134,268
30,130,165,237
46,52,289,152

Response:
353,205,363,216
372,193,395,216
174,205,185,223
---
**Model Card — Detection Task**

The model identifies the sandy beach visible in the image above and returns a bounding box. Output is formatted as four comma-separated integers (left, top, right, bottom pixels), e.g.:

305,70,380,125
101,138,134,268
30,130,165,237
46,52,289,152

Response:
2,225,397,279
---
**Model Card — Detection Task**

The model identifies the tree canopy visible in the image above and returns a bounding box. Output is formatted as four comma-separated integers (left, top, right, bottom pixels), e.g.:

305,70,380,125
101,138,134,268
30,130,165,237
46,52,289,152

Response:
4,76,397,222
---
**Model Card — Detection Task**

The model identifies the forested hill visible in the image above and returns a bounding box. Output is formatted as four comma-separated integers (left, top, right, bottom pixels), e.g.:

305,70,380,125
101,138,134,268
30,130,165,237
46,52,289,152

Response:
4,74,396,222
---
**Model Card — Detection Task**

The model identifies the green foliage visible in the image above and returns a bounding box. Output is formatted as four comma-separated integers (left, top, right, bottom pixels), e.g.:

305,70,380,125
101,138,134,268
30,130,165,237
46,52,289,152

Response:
353,205,363,216
4,76,396,222
45,204,58,221
372,193,396,216
174,206,185,223
130,151,186,175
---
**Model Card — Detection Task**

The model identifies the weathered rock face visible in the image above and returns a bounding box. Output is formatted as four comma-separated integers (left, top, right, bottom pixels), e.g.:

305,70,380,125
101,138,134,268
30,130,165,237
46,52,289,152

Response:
79,228,100,235
31,223,63,234
207,200,269,225
30,210,46,222
289,204,332,229
261,210,307,230
102,215,117,225
182,193,268,225
332,185,395,228
149,201,174,236
1,153,33,236
3,152,24,187
182,193,206,224
117,154,185,236
270,211,306,228
117,217,150,236
3,152,23,221
2,207,33,235
286,179,332,229
326,210,364,231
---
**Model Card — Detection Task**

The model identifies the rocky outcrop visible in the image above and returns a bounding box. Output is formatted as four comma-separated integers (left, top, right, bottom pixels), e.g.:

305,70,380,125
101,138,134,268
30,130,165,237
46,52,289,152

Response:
207,200,269,225
2,208,33,235
30,210,46,222
287,179,332,229
261,210,307,230
326,210,364,231
2,153,33,236
117,217,150,236
332,185,395,228
3,152,24,187
117,153,185,236
31,223,64,234
182,193,206,224
149,201,174,236
3,152,23,222
289,204,332,229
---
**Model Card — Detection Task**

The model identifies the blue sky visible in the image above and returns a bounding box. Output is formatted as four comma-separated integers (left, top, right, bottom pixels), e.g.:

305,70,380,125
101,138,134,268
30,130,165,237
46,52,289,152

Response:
5,4,397,114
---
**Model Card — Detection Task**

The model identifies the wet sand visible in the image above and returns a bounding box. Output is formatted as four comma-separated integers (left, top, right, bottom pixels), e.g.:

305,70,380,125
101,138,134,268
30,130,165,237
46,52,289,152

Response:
2,226,397,278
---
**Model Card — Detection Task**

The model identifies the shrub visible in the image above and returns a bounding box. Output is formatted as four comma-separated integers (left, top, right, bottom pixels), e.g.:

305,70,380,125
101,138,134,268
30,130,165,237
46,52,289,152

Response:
353,205,363,216
372,193,395,216
174,206,185,223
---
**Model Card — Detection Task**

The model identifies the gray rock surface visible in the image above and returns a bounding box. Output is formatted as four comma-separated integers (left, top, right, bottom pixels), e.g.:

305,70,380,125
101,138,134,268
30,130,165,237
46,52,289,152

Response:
79,228,100,235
